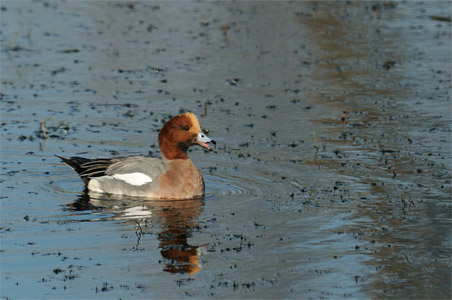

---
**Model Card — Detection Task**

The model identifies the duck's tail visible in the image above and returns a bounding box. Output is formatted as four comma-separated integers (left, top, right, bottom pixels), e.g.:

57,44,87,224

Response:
55,155,113,184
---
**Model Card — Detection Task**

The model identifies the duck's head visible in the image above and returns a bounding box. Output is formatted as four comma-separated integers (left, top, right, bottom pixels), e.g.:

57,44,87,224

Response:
158,112,216,160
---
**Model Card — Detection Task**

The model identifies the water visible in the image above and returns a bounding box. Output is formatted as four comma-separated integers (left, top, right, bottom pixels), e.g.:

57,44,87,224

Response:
1,1,451,299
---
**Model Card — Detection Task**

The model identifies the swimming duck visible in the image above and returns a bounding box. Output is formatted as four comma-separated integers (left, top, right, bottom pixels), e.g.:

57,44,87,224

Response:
56,112,215,199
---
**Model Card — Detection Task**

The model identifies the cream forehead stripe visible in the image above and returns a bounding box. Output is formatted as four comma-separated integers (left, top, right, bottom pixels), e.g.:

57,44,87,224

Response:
111,173,153,186
185,113,201,131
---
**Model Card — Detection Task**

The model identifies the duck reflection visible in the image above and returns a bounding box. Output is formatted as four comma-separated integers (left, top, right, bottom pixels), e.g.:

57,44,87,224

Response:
154,198,204,275
66,191,205,275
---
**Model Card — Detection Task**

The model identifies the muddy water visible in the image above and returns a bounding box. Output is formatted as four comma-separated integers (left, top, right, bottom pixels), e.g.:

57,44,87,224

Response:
1,1,451,299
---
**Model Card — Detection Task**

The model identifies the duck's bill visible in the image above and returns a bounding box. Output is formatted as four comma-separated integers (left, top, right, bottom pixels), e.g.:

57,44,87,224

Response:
195,132,216,151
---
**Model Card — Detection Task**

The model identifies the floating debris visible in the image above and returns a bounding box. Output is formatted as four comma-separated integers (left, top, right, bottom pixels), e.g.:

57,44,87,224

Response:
430,15,451,22
40,117,51,139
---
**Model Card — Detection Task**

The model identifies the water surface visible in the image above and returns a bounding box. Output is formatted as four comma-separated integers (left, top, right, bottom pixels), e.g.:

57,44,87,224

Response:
1,1,451,299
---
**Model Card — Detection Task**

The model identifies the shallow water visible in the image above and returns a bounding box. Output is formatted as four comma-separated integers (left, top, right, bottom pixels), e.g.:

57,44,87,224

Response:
1,1,451,299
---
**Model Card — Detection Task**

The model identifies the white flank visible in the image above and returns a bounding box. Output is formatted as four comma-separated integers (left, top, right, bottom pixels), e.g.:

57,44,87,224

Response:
112,173,153,186
87,179,104,193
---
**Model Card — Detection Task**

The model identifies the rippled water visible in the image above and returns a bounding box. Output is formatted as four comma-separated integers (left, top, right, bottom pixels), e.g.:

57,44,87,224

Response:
1,1,451,299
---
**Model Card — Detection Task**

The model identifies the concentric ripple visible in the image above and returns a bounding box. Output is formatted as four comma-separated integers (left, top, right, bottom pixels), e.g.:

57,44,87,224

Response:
203,173,270,201
204,174,253,199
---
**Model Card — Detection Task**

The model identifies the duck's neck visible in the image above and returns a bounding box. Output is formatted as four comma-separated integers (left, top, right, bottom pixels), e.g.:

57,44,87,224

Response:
159,140,189,160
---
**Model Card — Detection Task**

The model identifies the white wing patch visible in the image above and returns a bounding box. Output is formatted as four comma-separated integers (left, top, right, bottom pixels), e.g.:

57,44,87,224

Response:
112,172,153,186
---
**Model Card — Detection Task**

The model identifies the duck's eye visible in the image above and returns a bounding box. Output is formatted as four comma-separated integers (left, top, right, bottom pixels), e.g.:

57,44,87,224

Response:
183,126,189,131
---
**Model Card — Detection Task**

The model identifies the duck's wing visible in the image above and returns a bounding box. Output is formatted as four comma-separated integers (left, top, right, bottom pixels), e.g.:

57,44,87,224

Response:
105,156,167,182
57,155,168,187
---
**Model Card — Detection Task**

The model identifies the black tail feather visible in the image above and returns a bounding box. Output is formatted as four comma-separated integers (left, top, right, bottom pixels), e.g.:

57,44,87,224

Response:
55,155,113,184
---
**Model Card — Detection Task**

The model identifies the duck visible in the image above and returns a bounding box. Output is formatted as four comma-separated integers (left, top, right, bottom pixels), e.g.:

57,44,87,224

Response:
56,112,215,199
